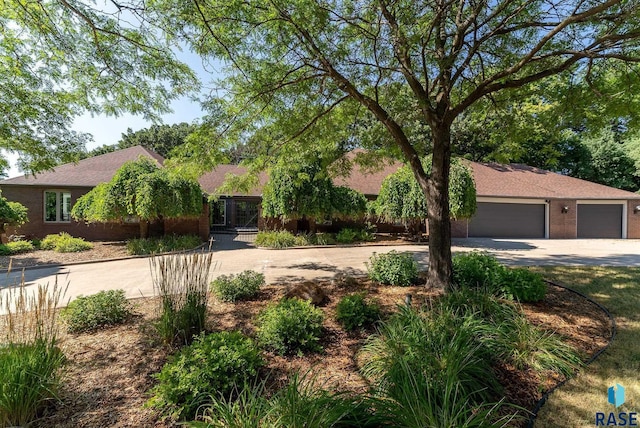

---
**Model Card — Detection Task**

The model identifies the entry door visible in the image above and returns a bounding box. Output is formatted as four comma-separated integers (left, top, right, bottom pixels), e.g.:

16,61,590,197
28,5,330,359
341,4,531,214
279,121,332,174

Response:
235,201,259,228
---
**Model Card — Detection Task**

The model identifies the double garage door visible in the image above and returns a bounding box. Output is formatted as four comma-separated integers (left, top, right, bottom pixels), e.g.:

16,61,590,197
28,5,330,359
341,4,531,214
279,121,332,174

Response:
469,202,624,239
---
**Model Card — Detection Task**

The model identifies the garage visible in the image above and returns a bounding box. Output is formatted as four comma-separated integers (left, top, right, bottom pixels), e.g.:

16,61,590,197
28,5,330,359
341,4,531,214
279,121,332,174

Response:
577,204,623,239
469,202,546,238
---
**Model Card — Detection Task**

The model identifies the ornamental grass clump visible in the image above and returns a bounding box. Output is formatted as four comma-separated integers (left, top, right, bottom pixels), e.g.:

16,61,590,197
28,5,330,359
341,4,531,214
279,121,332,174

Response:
255,230,297,248
0,276,67,427
150,252,214,345
126,234,202,255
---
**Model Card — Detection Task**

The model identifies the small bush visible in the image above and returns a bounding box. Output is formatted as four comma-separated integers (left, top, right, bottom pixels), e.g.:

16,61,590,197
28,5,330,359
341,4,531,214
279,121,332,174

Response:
356,228,375,242
40,232,93,253
255,230,296,248
61,290,132,333
149,331,263,421
0,342,65,427
498,267,547,302
335,293,381,331
0,240,35,255
367,251,419,286
294,232,315,246
313,232,336,245
211,270,265,302
126,234,202,255
452,251,505,291
257,298,324,355
336,228,359,244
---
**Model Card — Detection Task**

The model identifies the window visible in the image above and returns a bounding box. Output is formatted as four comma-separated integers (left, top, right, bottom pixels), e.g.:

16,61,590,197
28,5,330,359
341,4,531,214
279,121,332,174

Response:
210,200,226,226
44,191,71,222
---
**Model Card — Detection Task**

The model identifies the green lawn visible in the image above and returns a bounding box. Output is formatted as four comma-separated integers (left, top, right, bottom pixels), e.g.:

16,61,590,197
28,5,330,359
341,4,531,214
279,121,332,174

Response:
531,267,640,427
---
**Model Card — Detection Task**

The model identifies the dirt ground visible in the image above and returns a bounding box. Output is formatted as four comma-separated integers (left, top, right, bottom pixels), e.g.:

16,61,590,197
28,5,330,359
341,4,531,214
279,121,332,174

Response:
25,275,612,428
0,241,130,270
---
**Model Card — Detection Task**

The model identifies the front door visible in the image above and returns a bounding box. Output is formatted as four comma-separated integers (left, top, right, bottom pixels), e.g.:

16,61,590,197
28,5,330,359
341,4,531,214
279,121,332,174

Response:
235,201,259,228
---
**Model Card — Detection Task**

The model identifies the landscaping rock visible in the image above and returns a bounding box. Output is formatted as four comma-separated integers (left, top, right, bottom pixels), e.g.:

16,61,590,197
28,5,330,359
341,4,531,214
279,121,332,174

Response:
283,281,328,306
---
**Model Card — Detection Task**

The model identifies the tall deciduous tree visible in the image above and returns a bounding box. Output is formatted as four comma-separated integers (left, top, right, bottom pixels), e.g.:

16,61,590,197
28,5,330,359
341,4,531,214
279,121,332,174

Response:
146,0,640,289
71,158,203,237
1,1,195,174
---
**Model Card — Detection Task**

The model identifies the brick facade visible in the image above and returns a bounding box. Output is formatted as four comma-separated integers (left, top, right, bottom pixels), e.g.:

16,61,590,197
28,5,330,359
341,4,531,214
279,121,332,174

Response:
627,200,640,239
548,199,577,239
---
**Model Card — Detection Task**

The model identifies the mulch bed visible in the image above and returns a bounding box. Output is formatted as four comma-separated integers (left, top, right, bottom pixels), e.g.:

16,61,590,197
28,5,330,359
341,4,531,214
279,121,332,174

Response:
0,241,130,270
30,278,611,427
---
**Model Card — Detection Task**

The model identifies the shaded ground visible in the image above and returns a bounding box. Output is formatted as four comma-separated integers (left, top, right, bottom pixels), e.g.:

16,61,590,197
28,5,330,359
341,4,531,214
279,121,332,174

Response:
0,241,130,270
30,277,611,428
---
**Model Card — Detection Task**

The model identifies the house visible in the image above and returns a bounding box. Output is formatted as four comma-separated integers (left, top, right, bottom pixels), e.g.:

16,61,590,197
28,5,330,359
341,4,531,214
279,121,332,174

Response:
0,146,209,241
2,146,639,240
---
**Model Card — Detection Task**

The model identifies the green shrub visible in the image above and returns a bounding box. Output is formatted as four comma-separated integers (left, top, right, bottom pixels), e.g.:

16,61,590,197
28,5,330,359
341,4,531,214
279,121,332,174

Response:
335,293,381,331
61,290,132,333
452,251,504,291
336,228,358,244
0,240,35,255
498,267,547,302
211,270,265,302
293,232,315,246
149,331,263,421
0,341,65,427
126,234,202,255
313,232,336,245
356,228,375,242
40,232,93,253
367,251,419,286
255,230,296,248
256,298,324,355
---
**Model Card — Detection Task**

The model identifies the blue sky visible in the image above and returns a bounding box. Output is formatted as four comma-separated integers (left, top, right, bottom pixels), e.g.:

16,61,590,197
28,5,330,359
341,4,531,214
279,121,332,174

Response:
6,49,222,178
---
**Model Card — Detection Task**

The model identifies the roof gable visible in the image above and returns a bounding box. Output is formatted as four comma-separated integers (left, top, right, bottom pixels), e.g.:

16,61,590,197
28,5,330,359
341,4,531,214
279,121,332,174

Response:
1,146,164,187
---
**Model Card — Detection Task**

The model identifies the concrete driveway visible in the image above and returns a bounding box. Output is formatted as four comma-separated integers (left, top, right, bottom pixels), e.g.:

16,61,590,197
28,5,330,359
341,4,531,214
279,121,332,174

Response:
1,237,638,303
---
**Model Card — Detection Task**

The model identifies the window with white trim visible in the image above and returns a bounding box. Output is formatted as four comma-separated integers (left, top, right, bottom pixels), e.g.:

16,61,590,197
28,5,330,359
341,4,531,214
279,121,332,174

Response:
44,191,71,222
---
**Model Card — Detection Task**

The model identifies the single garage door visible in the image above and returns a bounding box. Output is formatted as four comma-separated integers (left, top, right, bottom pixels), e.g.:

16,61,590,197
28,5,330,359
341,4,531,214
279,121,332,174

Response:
469,202,546,238
577,204,622,238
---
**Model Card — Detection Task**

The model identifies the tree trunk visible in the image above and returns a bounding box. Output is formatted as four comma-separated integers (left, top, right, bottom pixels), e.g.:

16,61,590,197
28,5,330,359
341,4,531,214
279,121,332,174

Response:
424,124,453,292
139,220,149,239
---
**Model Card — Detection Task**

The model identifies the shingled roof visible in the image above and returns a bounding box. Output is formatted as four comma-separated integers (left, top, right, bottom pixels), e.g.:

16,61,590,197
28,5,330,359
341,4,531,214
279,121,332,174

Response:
198,165,268,197
471,162,640,200
2,146,164,187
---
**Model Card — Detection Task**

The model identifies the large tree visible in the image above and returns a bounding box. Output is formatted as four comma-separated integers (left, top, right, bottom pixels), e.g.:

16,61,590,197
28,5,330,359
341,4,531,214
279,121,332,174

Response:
145,0,640,289
71,158,203,237
0,191,28,236
1,1,195,174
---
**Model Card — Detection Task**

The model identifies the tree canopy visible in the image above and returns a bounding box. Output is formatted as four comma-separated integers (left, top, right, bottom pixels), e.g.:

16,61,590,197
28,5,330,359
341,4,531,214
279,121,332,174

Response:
261,156,367,223
1,1,195,174
144,0,640,289
71,158,203,237
0,192,28,235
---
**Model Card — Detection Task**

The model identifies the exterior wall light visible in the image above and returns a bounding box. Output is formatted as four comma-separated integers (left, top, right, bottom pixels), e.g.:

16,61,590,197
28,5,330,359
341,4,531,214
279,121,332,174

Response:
561,206,570,214
634,205,640,214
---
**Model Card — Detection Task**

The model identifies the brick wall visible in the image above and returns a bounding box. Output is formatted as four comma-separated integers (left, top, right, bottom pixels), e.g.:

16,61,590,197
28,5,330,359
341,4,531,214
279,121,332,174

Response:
627,201,640,239
548,199,577,239
450,219,469,238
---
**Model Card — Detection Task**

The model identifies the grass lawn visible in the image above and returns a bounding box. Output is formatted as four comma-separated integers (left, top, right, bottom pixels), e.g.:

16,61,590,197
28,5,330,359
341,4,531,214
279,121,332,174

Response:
531,267,640,427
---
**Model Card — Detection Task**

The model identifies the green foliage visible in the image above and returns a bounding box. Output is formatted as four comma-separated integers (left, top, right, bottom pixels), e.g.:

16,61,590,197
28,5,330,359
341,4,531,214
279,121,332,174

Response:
255,230,297,248
149,331,263,421
150,253,213,345
0,341,66,427
211,270,265,302
498,268,547,303
126,235,202,255
261,156,367,222
371,157,476,224
40,232,93,253
0,192,28,232
313,232,336,245
336,228,358,244
71,158,203,229
256,298,324,355
452,252,504,292
0,240,35,255
367,251,419,286
335,293,380,331
452,252,547,302
61,290,132,333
